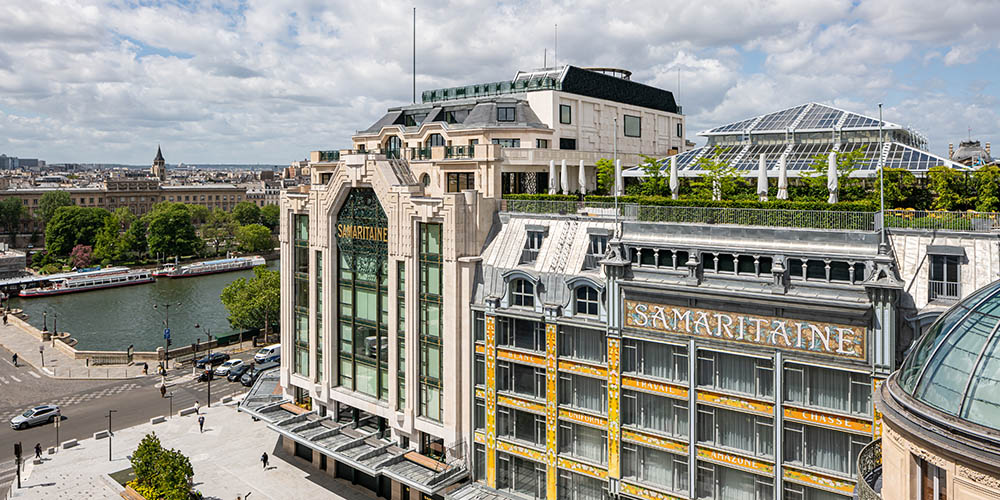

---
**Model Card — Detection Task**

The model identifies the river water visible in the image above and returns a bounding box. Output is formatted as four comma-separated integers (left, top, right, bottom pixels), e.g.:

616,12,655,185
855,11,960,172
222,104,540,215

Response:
10,260,279,351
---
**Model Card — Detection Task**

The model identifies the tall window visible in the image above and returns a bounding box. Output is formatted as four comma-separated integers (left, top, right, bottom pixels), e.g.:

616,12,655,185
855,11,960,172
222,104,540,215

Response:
560,138,577,150
497,106,516,122
293,214,309,377
622,390,688,438
929,254,960,301
622,444,688,494
677,122,683,138
624,114,641,137
557,470,608,500
784,423,868,477
427,133,446,147
497,453,545,499
315,250,323,381
559,104,572,124
920,458,948,500
497,406,545,446
447,172,475,192
521,230,545,264
497,317,545,352
622,339,688,384
385,135,402,159
784,363,871,416
575,286,600,316
419,223,443,421
497,361,545,400
697,464,773,500
536,139,549,149
559,373,607,414
697,405,773,458
698,351,773,400
558,326,606,363
583,234,608,270
397,261,406,410
336,189,388,399
511,279,535,307
558,421,607,464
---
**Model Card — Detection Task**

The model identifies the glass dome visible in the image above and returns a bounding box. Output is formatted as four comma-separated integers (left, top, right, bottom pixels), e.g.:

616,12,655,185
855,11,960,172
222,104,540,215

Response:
897,280,1000,431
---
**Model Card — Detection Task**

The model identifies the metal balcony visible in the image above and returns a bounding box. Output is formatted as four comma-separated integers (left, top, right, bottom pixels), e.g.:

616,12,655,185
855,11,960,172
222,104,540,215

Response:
854,438,882,500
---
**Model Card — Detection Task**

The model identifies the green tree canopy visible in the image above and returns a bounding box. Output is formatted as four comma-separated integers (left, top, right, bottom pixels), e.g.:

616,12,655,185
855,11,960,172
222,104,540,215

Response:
232,201,261,226
94,207,138,264
38,190,72,224
803,146,865,200
927,166,971,211
146,203,202,258
221,265,279,332
973,165,1000,212
129,432,195,500
691,147,738,200
635,155,670,197
45,206,110,255
235,223,274,253
260,204,280,230
595,159,615,195
185,203,210,225
0,197,25,244
201,209,237,255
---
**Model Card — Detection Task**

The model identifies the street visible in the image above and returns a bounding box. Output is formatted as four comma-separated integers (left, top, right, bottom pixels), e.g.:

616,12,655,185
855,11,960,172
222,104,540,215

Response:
0,345,254,497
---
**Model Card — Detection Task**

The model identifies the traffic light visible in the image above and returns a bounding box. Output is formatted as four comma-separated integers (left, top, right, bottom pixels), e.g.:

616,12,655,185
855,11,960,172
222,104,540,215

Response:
13,442,21,459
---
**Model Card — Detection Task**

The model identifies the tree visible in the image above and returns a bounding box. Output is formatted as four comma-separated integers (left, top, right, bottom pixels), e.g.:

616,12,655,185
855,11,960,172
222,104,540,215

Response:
260,204,280,231
803,146,866,201
129,433,195,500
146,203,202,259
44,206,110,255
595,158,615,195
634,155,669,197
201,209,237,255
973,165,1000,212
0,197,25,245
70,244,92,268
38,191,72,224
232,201,261,226
94,208,137,264
691,147,738,200
221,266,279,332
185,203,210,225
235,223,274,253
927,166,971,211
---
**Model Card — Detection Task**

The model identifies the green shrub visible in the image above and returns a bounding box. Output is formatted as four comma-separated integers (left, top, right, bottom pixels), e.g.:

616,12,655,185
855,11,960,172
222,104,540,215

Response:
503,193,578,201
583,195,875,212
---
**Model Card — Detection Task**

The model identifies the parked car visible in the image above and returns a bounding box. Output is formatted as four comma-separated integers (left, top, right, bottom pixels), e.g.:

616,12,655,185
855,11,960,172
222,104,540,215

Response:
10,405,60,430
194,352,230,369
214,359,244,376
227,362,251,382
240,361,279,387
253,344,280,363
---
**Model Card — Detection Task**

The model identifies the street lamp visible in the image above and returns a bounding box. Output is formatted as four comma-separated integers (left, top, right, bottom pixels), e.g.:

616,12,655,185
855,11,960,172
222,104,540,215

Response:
195,324,212,408
107,409,117,461
153,303,181,370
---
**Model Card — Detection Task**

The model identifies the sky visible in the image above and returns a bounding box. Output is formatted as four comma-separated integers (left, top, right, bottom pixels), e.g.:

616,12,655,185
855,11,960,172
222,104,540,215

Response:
1,0,998,165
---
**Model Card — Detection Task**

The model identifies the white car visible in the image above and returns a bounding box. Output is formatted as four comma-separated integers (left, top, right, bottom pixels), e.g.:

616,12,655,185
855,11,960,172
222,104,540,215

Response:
214,359,244,376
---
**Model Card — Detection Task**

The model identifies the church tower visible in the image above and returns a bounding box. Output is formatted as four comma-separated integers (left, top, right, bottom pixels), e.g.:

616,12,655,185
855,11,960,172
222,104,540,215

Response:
151,145,166,181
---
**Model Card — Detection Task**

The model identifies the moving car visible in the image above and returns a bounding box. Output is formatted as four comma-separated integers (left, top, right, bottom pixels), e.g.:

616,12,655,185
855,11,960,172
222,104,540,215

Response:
10,405,60,430
253,344,280,363
227,363,251,382
194,352,230,369
240,361,279,387
214,359,244,376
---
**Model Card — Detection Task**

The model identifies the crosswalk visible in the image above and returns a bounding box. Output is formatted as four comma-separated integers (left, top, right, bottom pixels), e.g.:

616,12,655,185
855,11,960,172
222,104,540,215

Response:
0,459,17,498
0,382,142,422
0,372,39,384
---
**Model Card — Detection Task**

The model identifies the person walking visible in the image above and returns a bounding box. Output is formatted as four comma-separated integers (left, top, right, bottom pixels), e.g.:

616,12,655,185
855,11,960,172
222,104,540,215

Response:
194,400,200,415
34,443,41,460
11,353,16,367
3,313,8,326
142,362,148,375
198,415,205,433
160,384,166,398
261,452,269,469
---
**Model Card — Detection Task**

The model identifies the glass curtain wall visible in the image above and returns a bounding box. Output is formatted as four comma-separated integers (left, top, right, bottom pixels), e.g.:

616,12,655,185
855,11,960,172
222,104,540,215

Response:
293,214,309,377
315,250,323,380
336,188,389,399
419,223,443,421
397,261,406,410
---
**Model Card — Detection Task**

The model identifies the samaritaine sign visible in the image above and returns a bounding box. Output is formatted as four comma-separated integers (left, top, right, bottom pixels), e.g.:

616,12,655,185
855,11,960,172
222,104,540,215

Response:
624,300,866,360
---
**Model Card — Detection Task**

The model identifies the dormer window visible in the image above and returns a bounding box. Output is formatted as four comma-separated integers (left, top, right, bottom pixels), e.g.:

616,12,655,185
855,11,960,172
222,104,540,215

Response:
575,286,600,316
584,234,608,270
497,106,516,122
521,230,545,264
428,134,446,147
511,279,535,308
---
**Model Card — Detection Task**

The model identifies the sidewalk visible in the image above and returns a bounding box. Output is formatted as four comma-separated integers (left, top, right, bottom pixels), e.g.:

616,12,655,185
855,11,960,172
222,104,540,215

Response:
0,319,145,380
8,400,377,500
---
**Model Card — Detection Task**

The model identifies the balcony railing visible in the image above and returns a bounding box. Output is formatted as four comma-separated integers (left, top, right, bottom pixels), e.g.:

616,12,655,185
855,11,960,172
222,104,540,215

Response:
317,150,340,162
445,145,476,159
855,438,882,500
929,279,960,301
885,209,1000,231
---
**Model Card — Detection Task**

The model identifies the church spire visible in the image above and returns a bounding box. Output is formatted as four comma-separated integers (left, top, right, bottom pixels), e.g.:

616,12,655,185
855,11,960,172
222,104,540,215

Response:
154,144,164,163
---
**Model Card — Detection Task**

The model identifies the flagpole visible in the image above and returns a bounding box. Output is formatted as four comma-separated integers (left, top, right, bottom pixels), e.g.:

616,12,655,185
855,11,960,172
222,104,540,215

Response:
878,103,886,252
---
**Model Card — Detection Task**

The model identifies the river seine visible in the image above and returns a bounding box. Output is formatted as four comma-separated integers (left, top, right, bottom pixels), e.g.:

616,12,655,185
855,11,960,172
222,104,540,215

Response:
10,260,279,351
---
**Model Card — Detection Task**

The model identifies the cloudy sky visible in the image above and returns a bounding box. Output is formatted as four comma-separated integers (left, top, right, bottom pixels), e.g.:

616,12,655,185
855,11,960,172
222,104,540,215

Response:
2,0,998,164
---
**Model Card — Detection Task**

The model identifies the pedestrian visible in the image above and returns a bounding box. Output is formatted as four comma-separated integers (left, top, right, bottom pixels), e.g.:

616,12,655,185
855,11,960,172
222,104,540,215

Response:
198,415,205,433
142,362,148,375
34,443,41,460
194,400,200,415
160,384,166,398
261,452,269,469
3,313,8,325
11,353,16,367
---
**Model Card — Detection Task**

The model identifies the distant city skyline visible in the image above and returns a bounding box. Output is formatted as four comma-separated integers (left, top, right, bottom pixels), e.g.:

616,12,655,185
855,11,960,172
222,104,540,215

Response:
1,0,997,164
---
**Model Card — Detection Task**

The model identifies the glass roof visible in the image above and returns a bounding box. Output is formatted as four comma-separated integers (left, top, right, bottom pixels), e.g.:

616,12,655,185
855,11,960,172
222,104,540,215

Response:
704,103,893,135
897,280,1000,432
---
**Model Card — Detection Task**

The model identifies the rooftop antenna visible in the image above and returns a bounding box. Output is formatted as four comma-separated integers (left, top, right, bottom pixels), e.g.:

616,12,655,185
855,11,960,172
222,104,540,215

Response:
544,48,547,68
412,7,416,104
554,24,558,68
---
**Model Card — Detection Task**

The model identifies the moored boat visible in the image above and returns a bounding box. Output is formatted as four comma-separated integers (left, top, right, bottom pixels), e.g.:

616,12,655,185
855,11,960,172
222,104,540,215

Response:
19,269,155,297
154,256,266,278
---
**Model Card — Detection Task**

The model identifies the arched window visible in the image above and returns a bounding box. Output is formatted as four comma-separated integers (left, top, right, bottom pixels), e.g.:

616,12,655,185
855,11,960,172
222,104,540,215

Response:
421,173,431,187
427,133,446,147
575,286,599,316
511,279,534,307
385,136,402,159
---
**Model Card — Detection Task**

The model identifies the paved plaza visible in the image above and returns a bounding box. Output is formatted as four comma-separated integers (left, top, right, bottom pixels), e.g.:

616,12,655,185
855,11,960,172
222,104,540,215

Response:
7,399,375,500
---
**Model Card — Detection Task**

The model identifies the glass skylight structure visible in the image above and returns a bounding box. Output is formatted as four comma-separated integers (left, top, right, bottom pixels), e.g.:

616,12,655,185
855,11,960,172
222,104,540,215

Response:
626,102,968,178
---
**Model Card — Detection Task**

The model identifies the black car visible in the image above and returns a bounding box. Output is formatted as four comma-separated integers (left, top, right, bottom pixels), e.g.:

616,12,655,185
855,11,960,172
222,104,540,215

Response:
227,363,251,382
240,361,278,387
194,352,230,369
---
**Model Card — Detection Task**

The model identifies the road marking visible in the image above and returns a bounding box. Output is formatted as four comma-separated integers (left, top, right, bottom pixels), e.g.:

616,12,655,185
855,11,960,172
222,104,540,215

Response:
8,376,19,383
27,371,40,379
0,377,7,384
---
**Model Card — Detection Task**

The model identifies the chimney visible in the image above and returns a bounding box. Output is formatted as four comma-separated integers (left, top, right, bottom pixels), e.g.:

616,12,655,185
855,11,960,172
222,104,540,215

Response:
987,142,992,156
948,143,954,158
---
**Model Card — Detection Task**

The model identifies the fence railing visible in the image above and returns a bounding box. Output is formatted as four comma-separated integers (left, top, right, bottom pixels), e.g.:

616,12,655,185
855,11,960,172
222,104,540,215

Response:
501,201,1000,233
929,280,960,301
856,438,882,500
